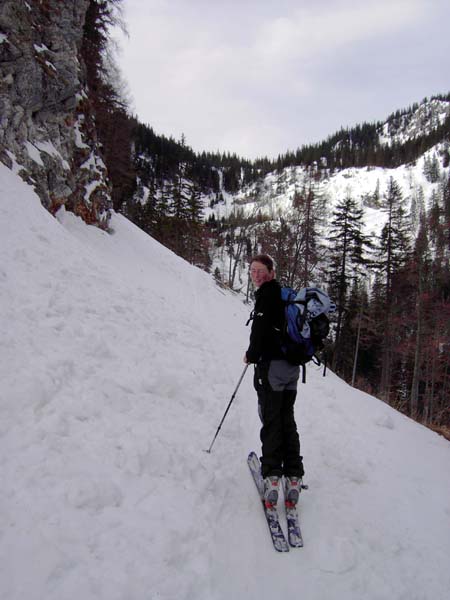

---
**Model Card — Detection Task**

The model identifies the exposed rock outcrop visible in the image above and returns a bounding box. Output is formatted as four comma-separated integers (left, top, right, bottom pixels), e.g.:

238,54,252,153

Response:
0,0,111,228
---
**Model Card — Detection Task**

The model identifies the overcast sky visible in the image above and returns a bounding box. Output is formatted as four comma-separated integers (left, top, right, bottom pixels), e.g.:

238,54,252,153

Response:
112,0,450,160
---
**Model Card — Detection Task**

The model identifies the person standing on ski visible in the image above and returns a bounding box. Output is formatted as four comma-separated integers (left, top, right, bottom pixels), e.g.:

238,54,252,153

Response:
244,254,304,508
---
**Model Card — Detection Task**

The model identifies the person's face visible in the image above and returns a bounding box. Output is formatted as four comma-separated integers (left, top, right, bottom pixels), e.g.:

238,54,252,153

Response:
250,261,274,288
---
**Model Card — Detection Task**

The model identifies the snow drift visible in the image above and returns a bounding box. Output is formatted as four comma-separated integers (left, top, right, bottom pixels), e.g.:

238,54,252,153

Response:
1,162,450,600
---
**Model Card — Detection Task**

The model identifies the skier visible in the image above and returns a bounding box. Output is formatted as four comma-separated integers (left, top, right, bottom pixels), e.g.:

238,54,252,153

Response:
244,254,304,509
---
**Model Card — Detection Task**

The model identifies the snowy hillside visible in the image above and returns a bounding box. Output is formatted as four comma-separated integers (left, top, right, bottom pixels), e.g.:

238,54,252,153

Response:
206,97,450,247
209,142,448,241
1,161,450,600
379,98,450,145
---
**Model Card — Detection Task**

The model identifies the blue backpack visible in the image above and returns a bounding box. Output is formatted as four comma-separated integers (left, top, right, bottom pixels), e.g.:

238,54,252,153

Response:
280,286,336,380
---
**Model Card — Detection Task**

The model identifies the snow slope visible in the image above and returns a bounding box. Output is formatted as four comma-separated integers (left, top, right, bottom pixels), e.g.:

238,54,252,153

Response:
207,143,448,240
1,162,450,600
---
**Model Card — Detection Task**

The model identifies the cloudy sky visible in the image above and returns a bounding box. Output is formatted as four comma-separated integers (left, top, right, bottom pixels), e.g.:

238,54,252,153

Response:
112,0,450,160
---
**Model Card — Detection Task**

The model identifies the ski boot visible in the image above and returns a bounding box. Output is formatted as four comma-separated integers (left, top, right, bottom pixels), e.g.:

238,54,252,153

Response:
263,476,280,508
283,476,302,507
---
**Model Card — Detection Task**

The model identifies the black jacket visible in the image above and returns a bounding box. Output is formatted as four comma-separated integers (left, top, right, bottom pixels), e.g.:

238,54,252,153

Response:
246,279,285,363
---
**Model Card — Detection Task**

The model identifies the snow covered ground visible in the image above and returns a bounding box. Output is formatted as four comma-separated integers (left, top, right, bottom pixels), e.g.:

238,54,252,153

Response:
1,161,450,600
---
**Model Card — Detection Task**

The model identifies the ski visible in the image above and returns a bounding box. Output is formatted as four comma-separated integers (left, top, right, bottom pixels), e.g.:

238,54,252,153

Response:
247,451,289,553
285,503,304,547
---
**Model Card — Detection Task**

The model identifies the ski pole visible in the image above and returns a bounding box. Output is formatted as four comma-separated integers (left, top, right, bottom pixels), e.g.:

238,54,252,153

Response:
205,364,249,454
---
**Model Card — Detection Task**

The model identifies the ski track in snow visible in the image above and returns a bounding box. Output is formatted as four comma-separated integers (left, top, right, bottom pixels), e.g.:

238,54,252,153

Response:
1,162,450,600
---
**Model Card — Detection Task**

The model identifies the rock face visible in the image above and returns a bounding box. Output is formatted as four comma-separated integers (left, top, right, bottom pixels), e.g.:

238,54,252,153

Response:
0,0,111,228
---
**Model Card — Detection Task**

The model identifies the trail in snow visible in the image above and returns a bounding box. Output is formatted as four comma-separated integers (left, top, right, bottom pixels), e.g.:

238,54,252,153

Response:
1,162,450,600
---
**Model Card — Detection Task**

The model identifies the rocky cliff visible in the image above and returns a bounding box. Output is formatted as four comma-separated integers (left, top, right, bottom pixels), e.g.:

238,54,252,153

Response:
0,0,111,228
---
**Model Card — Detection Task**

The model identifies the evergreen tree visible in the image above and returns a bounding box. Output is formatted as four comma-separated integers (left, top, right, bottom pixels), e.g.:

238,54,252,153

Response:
326,192,371,371
442,174,450,250
290,185,325,288
185,184,209,268
423,153,441,183
377,177,411,402
408,215,432,418
378,178,411,298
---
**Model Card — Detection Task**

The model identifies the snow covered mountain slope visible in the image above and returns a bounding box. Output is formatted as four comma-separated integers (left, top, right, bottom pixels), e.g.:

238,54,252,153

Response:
210,143,448,241
1,162,450,600
379,97,450,145
207,97,450,247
